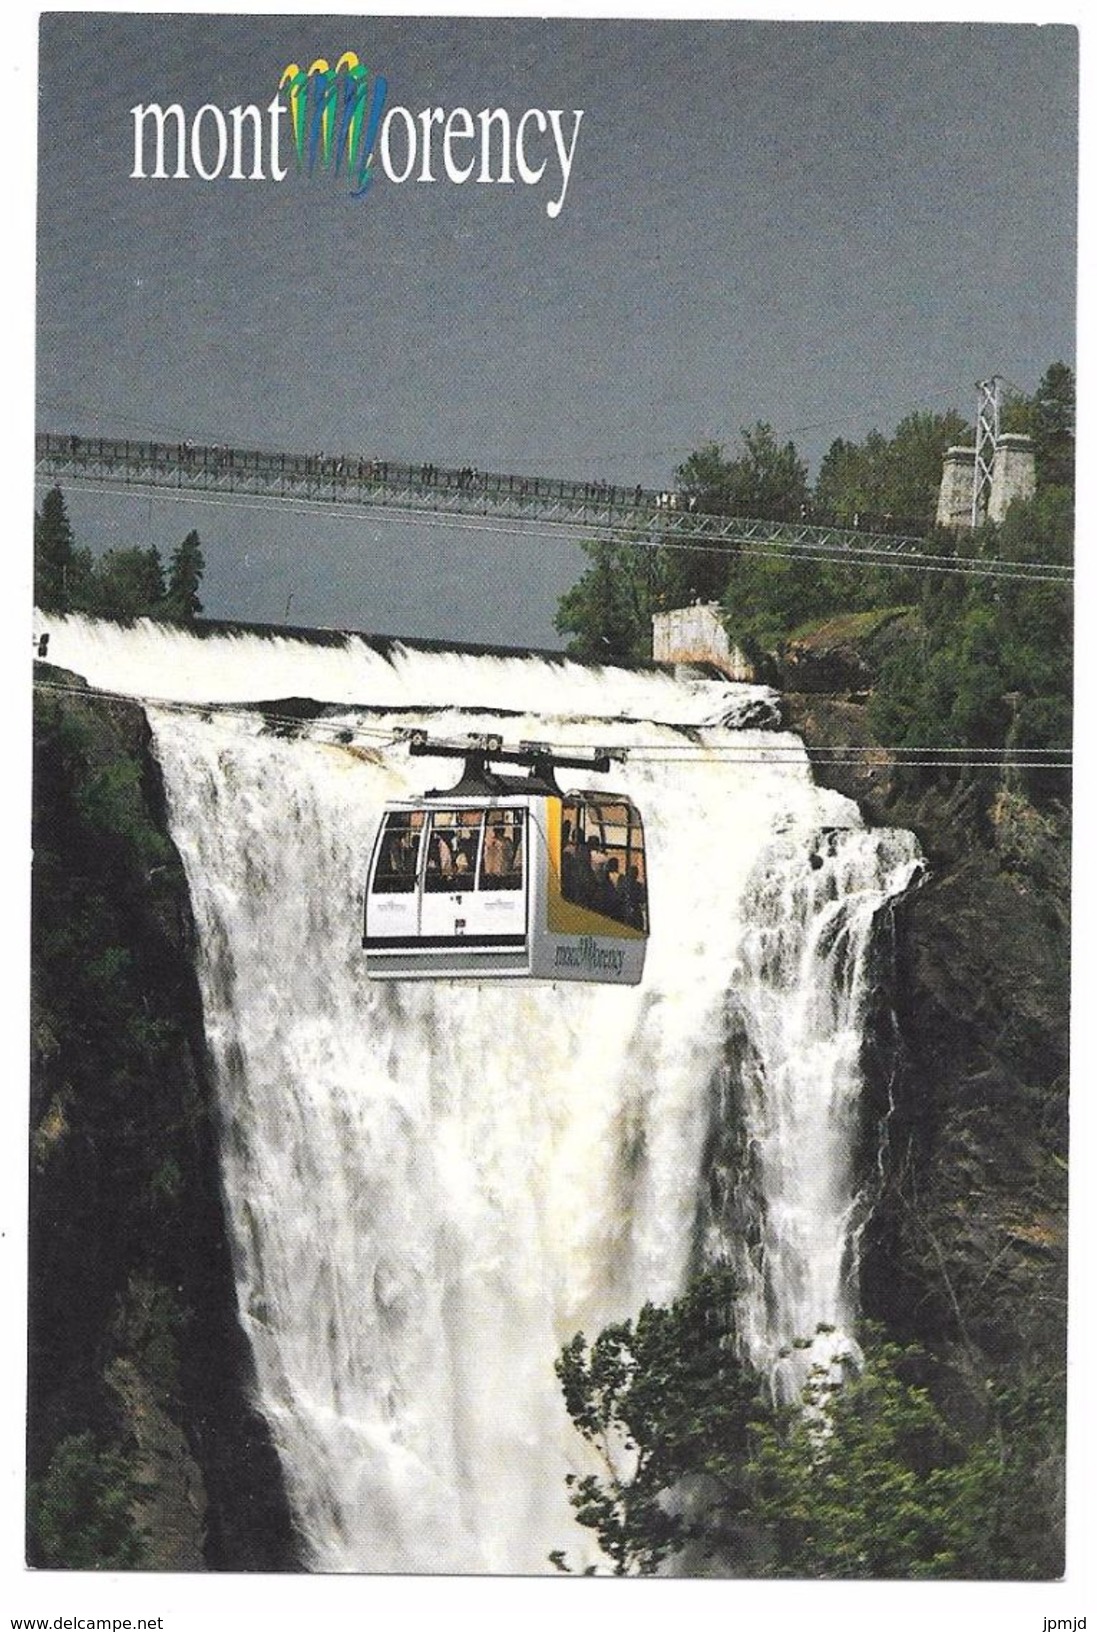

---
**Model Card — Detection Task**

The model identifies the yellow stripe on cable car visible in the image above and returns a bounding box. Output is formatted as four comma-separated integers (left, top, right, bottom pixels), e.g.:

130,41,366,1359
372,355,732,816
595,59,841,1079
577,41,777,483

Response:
544,796,646,941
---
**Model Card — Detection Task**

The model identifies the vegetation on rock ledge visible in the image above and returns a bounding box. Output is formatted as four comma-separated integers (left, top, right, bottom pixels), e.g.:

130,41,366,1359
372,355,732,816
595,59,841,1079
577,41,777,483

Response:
28,682,298,1570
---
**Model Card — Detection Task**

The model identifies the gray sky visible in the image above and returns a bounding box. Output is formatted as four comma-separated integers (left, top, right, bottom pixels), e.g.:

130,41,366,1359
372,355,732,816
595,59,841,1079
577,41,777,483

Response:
35,14,1078,647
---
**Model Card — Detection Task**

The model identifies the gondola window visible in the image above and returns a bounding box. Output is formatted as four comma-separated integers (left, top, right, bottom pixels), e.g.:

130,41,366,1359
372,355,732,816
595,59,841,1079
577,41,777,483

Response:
372,810,426,893
481,809,524,891
424,810,485,891
560,798,648,931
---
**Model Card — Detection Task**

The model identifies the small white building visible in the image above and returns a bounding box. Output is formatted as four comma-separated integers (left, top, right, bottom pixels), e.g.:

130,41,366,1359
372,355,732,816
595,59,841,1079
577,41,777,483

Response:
651,602,754,680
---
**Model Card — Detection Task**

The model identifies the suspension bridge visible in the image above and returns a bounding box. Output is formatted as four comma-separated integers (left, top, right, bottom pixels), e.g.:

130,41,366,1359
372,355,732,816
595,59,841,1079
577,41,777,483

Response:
34,430,1072,584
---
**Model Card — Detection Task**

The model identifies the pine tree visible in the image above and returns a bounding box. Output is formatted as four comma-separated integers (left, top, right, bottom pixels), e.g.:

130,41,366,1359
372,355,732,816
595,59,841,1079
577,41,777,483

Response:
91,547,166,620
34,486,76,611
1032,362,1075,492
165,530,205,622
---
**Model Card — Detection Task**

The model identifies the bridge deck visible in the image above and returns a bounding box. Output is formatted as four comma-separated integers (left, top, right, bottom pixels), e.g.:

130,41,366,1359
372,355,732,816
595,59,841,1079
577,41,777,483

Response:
35,431,1072,583
35,431,934,556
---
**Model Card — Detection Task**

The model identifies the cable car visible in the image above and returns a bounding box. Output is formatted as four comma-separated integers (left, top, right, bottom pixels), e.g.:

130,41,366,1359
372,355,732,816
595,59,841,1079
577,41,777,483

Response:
362,734,649,984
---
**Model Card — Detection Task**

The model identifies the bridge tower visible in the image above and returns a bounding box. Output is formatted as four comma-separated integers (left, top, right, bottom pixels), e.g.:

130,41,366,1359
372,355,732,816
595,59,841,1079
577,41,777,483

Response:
971,375,1002,526
935,377,1036,530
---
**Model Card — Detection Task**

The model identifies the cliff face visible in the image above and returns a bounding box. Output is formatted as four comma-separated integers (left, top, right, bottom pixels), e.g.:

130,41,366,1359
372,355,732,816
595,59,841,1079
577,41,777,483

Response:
788,665,1069,1576
882,796,1068,1358
29,670,299,1570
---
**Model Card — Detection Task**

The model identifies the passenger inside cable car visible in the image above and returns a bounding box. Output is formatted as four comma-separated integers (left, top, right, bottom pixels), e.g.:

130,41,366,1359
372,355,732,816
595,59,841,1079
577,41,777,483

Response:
558,798,648,931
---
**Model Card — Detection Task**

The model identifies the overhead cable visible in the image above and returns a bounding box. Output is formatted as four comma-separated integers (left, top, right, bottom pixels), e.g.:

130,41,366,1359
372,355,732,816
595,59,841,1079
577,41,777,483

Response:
32,679,1070,769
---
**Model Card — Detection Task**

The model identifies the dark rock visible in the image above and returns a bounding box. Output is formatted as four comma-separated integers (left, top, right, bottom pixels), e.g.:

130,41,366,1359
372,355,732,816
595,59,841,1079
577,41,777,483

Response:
29,684,300,1570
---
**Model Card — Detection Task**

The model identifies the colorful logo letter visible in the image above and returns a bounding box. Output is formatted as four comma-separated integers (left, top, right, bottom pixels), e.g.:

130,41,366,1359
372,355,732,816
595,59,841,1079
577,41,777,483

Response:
278,52,388,197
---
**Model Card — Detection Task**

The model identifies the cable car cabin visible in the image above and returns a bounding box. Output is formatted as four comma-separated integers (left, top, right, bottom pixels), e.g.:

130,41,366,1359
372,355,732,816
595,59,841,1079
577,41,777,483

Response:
362,739,648,984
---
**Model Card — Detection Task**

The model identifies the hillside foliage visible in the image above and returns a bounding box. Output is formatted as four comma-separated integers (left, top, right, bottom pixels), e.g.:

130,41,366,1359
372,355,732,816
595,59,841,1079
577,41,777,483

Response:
554,363,1073,810
28,689,298,1569
552,363,1072,1578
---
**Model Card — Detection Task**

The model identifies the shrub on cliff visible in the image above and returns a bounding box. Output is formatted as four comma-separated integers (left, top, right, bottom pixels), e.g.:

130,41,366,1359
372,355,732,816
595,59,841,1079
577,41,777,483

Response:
28,1432,146,1569
550,1275,1031,1578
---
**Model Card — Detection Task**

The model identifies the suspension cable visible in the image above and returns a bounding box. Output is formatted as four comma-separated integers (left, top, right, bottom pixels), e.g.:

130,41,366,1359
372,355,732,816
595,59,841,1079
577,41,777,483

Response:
32,678,1071,769
36,470,1073,586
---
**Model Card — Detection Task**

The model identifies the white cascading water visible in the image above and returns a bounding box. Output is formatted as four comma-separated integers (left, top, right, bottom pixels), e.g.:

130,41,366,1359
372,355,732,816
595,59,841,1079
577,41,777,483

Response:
729,829,921,1401
42,615,922,1572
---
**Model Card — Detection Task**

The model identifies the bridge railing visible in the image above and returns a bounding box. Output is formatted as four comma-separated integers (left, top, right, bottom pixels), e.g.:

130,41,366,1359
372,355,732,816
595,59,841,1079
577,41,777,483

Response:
35,431,933,541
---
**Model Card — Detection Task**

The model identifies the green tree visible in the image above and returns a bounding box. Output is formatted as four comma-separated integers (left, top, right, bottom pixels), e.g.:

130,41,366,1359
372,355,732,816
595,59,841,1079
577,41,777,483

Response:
815,411,970,525
33,490,209,622
34,486,93,611
869,492,1072,805
667,442,745,603
554,539,654,662
664,425,809,606
726,422,809,518
164,530,205,622
888,410,972,520
982,1370,1067,1579
90,547,166,620
720,552,834,661
1031,362,1075,492
28,1432,146,1569
747,1339,1001,1578
552,1268,757,1574
674,440,737,515
553,1278,1023,1579
814,434,879,520
673,427,808,522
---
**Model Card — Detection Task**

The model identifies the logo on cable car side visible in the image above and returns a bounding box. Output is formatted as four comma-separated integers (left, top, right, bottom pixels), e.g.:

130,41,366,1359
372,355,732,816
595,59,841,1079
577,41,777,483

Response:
129,50,584,215
553,936,625,977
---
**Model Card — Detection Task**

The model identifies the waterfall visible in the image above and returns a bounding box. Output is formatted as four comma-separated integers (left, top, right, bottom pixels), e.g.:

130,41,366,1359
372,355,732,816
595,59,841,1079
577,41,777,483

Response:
728,828,922,1400
41,614,922,1573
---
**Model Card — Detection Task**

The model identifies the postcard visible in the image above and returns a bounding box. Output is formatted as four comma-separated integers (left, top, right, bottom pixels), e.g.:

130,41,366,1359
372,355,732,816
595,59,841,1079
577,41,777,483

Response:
12,6,1088,1627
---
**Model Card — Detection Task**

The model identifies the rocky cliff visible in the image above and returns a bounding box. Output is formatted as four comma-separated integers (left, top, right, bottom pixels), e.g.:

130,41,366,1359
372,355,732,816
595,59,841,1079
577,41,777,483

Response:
28,669,299,1570
786,630,1069,1577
